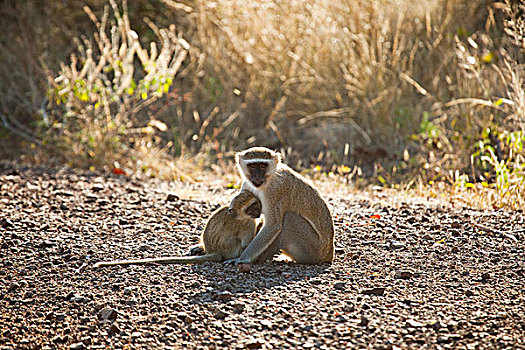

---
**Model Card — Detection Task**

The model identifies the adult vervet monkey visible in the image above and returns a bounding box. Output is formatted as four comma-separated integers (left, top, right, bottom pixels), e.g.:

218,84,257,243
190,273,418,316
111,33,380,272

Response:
94,190,261,267
230,147,335,264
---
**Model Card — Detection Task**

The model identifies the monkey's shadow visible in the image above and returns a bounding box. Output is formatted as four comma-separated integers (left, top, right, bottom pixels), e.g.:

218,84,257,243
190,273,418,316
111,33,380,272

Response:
184,260,331,300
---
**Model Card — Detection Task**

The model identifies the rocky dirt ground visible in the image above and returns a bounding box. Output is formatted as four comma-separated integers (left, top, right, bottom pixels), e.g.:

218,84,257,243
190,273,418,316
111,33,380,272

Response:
0,163,524,350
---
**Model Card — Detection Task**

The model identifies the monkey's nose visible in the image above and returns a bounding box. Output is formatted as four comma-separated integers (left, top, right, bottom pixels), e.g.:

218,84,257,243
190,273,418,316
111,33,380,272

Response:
252,180,263,187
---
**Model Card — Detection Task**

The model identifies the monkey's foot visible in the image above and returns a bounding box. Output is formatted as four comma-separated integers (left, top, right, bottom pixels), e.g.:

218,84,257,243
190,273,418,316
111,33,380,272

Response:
224,258,244,265
188,245,205,256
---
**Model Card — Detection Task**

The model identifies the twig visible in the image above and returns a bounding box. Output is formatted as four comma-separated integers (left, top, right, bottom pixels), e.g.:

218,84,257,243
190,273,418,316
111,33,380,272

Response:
0,112,42,146
471,222,521,242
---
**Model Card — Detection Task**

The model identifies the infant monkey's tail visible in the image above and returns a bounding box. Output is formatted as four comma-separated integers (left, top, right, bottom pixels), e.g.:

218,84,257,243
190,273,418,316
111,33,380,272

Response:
93,253,222,268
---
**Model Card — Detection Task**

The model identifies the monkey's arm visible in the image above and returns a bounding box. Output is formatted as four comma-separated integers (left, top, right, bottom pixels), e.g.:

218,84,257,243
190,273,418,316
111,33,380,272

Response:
232,223,281,264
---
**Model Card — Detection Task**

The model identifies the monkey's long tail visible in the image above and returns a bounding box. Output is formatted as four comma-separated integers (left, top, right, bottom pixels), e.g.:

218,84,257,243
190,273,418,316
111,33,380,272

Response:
93,253,222,268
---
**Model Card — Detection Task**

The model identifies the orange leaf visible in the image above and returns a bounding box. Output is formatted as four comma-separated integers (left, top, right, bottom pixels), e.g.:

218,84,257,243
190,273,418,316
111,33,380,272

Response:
112,168,127,176
370,214,381,219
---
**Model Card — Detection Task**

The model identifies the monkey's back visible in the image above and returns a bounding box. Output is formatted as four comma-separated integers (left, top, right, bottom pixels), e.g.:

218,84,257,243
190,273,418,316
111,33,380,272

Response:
271,165,335,260
202,207,258,260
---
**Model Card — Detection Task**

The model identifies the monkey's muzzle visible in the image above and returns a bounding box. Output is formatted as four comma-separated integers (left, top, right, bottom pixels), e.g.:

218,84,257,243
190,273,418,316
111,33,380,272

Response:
252,180,264,187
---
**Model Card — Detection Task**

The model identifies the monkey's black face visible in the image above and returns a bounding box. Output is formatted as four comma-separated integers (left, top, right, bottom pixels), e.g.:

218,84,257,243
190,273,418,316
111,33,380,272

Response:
247,162,268,187
244,199,262,218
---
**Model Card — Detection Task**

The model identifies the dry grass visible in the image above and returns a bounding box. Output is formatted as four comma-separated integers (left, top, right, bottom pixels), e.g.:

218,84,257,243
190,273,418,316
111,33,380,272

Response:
0,0,524,208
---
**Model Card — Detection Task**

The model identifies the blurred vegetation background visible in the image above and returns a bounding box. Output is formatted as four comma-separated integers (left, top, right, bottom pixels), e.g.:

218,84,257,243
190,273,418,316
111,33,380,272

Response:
0,0,523,207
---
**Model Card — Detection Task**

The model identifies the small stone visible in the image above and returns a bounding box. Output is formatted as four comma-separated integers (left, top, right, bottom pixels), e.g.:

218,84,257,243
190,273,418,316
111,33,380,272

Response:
41,240,55,248
123,287,134,295
361,287,385,296
214,310,229,319
238,264,251,273
98,307,118,321
166,193,179,202
449,229,461,237
91,185,104,192
52,335,65,343
70,342,85,350
334,282,345,290
70,294,86,303
8,281,20,292
245,338,265,349
451,246,460,253
260,319,272,328
232,303,245,314
451,222,461,228
480,272,491,281
108,324,120,335
389,241,405,250
437,335,452,344
215,291,234,302
57,191,74,197
176,312,189,320
85,195,98,203
394,270,413,279
359,316,369,327
1,219,14,228
406,319,425,328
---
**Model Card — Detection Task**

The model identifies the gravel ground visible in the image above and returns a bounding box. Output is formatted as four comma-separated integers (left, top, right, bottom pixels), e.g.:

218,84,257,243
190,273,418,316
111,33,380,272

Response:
1,163,524,350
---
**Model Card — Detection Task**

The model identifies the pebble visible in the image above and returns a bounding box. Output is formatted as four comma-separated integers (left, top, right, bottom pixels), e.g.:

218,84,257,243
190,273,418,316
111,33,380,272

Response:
1,218,14,228
406,319,425,328
394,270,413,279
166,193,179,202
245,338,265,349
108,324,120,335
70,342,86,350
238,264,251,273
388,241,405,250
361,287,386,296
214,310,229,319
215,291,234,302
260,320,272,328
334,282,346,290
98,307,118,321
232,303,245,313
359,316,369,327
91,185,104,192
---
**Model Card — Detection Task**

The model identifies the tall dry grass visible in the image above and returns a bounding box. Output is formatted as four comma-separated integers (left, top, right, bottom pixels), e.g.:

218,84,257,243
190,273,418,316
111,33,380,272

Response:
0,0,524,207
184,0,512,168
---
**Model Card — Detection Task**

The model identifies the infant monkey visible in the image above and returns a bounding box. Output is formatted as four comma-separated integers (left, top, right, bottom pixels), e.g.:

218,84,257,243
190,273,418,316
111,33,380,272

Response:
93,190,261,268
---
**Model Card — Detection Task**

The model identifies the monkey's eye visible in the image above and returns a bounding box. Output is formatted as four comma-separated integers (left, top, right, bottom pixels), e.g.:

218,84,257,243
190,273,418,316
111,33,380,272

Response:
259,163,268,170
248,163,256,169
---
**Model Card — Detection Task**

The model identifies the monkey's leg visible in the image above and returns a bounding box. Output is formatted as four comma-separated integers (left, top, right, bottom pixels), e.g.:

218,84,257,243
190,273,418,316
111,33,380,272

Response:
280,212,327,264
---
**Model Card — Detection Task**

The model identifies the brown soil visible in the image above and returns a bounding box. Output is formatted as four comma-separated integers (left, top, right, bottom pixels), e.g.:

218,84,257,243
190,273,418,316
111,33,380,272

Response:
1,163,524,349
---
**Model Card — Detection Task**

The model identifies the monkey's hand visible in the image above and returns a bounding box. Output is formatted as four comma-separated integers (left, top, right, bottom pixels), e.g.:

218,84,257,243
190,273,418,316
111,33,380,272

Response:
224,258,248,265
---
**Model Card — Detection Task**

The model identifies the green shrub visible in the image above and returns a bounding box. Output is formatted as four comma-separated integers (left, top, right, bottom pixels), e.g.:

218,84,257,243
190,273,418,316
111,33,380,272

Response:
47,0,189,169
